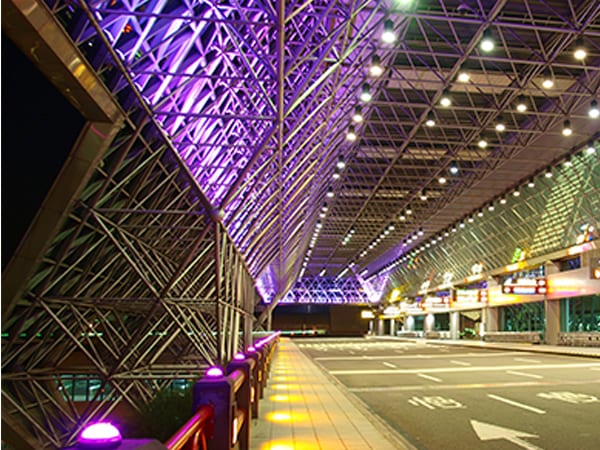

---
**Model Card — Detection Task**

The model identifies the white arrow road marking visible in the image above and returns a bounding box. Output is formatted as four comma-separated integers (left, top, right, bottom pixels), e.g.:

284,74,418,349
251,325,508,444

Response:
506,370,544,379
418,373,442,382
488,394,546,414
382,362,397,368
450,360,471,366
471,420,543,450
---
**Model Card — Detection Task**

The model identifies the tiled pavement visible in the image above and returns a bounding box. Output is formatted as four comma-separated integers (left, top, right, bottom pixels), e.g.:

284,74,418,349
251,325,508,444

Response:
250,337,412,450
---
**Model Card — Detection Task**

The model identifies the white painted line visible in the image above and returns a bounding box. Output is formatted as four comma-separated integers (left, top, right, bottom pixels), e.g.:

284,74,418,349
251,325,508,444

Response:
349,351,355,355
314,351,526,361
488,394,546,414
506,370,544,379
590,367,600,371
514,358,541,364
382,362,397,368
408,397,435,409
418,373,442,383
329,361,600,375
349,378,600,393
450,360,471,366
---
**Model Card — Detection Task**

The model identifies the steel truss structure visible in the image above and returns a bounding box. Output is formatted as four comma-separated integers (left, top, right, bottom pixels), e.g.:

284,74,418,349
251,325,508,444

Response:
2,0,600,447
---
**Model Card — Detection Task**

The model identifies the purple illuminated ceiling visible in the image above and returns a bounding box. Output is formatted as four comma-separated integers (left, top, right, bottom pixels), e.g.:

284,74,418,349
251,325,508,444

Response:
87,0,599,302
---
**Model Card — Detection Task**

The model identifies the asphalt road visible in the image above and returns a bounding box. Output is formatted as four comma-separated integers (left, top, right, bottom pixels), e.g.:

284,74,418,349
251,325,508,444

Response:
297,338,600,450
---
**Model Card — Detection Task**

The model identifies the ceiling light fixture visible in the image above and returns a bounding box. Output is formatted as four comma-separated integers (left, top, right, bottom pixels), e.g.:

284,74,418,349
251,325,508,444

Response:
332,168,341,179
449,162,459,174
457,69,470,83
545,168,553,178
369,55,383,77
425,112,436,127
573,38,587,60
360,83,372,102
346,125,357,141
478,137,488,148
438,176,447,184
326,187,334,198
352,105,364,123
542,72,554,89
589,100,599,119
495,116,506,132
480,29,495,52
562,119,572,136
381,19,396,43
440,90,452,107
527,178,535,187
586,141,596,154
516,96,527,112
337,155,346,169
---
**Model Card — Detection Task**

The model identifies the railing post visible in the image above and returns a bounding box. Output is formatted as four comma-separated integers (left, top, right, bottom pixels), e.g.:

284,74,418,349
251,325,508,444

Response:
193,368,234,450
226,355,254,449
245,348,263,401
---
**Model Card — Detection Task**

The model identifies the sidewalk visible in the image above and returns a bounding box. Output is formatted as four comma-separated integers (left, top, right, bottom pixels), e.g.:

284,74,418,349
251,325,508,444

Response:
250,338,412,450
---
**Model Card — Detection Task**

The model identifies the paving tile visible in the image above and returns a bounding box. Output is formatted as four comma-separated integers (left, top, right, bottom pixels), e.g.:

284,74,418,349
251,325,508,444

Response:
250,338,410,450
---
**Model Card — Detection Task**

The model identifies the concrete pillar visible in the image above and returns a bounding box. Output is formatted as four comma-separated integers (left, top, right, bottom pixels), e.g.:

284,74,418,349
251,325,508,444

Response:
377,318,384,336
485,307,499,332
405,316,415,331
450,311,460,340
389,318,396,336
425,314,435,333
545,299,560,345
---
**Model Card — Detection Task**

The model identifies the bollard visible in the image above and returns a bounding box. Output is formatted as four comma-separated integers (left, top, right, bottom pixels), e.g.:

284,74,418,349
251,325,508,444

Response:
193,367,235,450
226,354,255,448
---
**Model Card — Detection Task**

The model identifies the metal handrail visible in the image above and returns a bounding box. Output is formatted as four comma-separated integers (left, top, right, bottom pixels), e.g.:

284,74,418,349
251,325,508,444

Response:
165,404,214,450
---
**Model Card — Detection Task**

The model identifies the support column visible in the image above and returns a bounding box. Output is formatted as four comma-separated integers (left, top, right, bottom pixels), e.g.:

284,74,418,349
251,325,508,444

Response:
376,318,384,336
545,298,560,345
450,311,460,340
405,316,415,331
485,307,499,332
425,314,435,333
389,318,396,336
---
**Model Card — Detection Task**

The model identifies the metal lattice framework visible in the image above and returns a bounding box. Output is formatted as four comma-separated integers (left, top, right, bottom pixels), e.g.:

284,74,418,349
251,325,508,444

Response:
2,0,600,447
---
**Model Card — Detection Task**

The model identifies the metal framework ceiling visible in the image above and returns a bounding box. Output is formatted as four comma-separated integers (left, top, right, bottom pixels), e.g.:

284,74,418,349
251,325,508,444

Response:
11,0,600,300
56,0,599,303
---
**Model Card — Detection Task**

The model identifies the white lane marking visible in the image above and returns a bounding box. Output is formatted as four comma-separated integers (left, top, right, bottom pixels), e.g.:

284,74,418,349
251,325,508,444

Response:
315,351,526,361
418,373,442,383
350,378,600,393
506,370,544,380
487,394,546,414
590,367,600,371
450,360,471,366
515,358,541,364
329,361,600,375
382,362,397,368
349,351,355,355
408,397,435,409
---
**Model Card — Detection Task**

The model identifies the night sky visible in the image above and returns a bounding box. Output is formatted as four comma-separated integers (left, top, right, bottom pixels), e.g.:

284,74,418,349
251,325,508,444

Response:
2,33,85,268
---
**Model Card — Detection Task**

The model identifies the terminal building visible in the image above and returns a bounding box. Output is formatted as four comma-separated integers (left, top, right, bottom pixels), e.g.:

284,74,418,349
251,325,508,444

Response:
2,0,599,448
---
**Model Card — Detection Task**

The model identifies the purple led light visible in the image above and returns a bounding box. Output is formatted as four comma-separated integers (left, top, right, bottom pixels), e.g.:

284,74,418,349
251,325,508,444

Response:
247,346,256,353
234,353,246,361
77,422,122,448
206,366,224,377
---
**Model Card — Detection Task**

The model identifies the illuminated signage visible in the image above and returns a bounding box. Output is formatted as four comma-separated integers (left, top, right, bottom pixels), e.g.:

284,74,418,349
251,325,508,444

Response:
455,289,488,305
361,310,375,319
502,278,547,295
382,306,401,317
592,266,600,280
